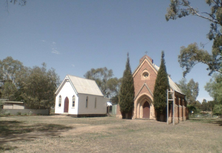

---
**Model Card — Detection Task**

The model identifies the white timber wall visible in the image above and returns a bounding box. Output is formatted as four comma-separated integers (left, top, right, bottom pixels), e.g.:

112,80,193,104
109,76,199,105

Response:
3,104,24,109
55,81,79,114
78,94,106,115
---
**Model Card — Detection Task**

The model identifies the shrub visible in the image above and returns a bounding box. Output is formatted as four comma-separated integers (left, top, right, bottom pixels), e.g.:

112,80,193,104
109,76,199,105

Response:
17,112,22,116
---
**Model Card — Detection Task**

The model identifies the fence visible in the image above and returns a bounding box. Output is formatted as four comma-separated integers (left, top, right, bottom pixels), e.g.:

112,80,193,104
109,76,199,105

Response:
0,109,49,115
112,104,117,115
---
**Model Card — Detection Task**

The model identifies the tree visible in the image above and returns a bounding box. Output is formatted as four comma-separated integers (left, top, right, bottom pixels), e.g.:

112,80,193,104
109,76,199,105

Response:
107,77,122,104
0,56,25,100
178,78,199,104
0,56,24,84
190,100,202,111
201,99,209,111
84,67,120,99
208,101,217,115
1,81,17,100
213,104,222,115
187,105,197,114
166,0,222,76
205,73,222,103
153,51,170,116
119,53,134,119
20,63,60,110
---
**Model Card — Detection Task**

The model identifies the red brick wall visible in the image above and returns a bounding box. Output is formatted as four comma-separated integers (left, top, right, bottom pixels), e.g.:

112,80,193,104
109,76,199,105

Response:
133,59,157,97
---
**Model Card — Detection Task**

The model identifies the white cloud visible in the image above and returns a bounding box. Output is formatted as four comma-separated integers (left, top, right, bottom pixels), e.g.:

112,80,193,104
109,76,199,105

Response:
72,64,75,67
41,40,46,43
51,42,60,55
51,48,60,54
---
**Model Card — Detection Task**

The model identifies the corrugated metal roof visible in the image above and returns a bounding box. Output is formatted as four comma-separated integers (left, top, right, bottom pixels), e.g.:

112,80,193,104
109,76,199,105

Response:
2,101,24,104
153,64,183,94
68,75,104,96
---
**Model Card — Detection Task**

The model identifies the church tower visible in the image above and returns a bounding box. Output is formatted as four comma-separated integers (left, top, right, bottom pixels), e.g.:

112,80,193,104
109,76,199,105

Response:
132,55,157,119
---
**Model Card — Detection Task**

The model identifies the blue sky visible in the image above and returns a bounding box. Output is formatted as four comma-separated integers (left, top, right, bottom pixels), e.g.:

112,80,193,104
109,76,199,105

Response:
0,0,214,102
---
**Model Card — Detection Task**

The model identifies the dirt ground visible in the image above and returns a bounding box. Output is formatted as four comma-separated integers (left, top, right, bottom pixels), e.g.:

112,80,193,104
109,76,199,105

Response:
0,115,222,153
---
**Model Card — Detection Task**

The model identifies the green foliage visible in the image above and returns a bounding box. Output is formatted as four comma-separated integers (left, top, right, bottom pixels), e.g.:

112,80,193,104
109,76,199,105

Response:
0,57,60,109
177,78,199,104
201,99,210,111
178,43,220,76
1,81,17,100
119,53,134,118
0,56,25,100
205,73,222,103
190,100,202,111
153,51,169,112
166,0,222,76
84,67,121,100
187,105,197,114
20,63,60,109
0,56,24,84
213,104,222,115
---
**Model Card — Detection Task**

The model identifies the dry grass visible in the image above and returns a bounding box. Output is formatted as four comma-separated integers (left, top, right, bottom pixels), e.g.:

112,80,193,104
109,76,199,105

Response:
0,115,222,153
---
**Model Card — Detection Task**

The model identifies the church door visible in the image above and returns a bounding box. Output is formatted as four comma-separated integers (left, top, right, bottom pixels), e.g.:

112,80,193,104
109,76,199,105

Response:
143,101,150,118
64,97,69,113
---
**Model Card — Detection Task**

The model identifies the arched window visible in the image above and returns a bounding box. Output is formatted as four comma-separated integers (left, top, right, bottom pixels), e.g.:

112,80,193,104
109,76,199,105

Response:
59,95,62,107
86,96,88,108
95,97,97,108
72,95,75,107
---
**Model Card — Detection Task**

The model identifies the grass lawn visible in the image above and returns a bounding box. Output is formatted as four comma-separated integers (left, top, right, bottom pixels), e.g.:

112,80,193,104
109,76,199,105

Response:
0,115,222,153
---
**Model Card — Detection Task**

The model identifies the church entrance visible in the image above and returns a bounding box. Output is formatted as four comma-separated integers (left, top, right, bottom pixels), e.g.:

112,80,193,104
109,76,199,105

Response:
143,101,150,118
64,97,69,113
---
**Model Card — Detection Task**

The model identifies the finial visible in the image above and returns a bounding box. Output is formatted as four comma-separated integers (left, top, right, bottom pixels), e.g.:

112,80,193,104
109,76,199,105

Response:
145,51,148,55
127,52,129,57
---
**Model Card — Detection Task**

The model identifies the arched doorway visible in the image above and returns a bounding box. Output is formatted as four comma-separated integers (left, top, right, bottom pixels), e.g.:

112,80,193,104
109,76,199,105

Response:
64,97,69,113
143,101,150,118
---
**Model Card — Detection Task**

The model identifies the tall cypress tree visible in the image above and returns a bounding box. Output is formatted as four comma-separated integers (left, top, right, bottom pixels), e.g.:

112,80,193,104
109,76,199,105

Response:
153,51,169,118
119,53,135,119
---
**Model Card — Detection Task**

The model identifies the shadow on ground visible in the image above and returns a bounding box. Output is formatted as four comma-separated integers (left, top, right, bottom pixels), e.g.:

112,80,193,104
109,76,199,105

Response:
190,118,222,126
0,120,73,151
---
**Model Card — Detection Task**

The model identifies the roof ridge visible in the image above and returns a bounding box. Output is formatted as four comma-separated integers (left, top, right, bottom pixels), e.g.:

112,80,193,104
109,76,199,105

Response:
133,58,157,77
67,75,96,82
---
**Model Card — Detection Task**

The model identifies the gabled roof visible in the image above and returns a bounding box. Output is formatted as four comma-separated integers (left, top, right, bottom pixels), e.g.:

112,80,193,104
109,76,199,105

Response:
133,55,184,95
133,55,157,77
55,75,104,96
152,65,183,94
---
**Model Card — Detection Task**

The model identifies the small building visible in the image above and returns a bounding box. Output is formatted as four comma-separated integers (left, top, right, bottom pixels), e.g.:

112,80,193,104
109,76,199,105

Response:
55,75,107,117
2,101,25,109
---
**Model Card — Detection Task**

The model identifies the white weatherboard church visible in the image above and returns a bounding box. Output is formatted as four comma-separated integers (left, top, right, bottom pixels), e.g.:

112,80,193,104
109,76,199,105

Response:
55,75,107,117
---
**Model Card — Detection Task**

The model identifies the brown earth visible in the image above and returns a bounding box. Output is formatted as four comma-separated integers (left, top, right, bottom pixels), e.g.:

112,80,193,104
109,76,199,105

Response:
0,116,222,153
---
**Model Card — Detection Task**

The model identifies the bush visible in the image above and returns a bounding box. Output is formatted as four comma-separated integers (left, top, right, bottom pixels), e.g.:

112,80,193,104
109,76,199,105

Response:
17,112,22,116
213,104,222,116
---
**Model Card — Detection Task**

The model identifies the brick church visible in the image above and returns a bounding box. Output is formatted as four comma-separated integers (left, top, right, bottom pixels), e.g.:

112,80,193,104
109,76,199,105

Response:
117,55,187,123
